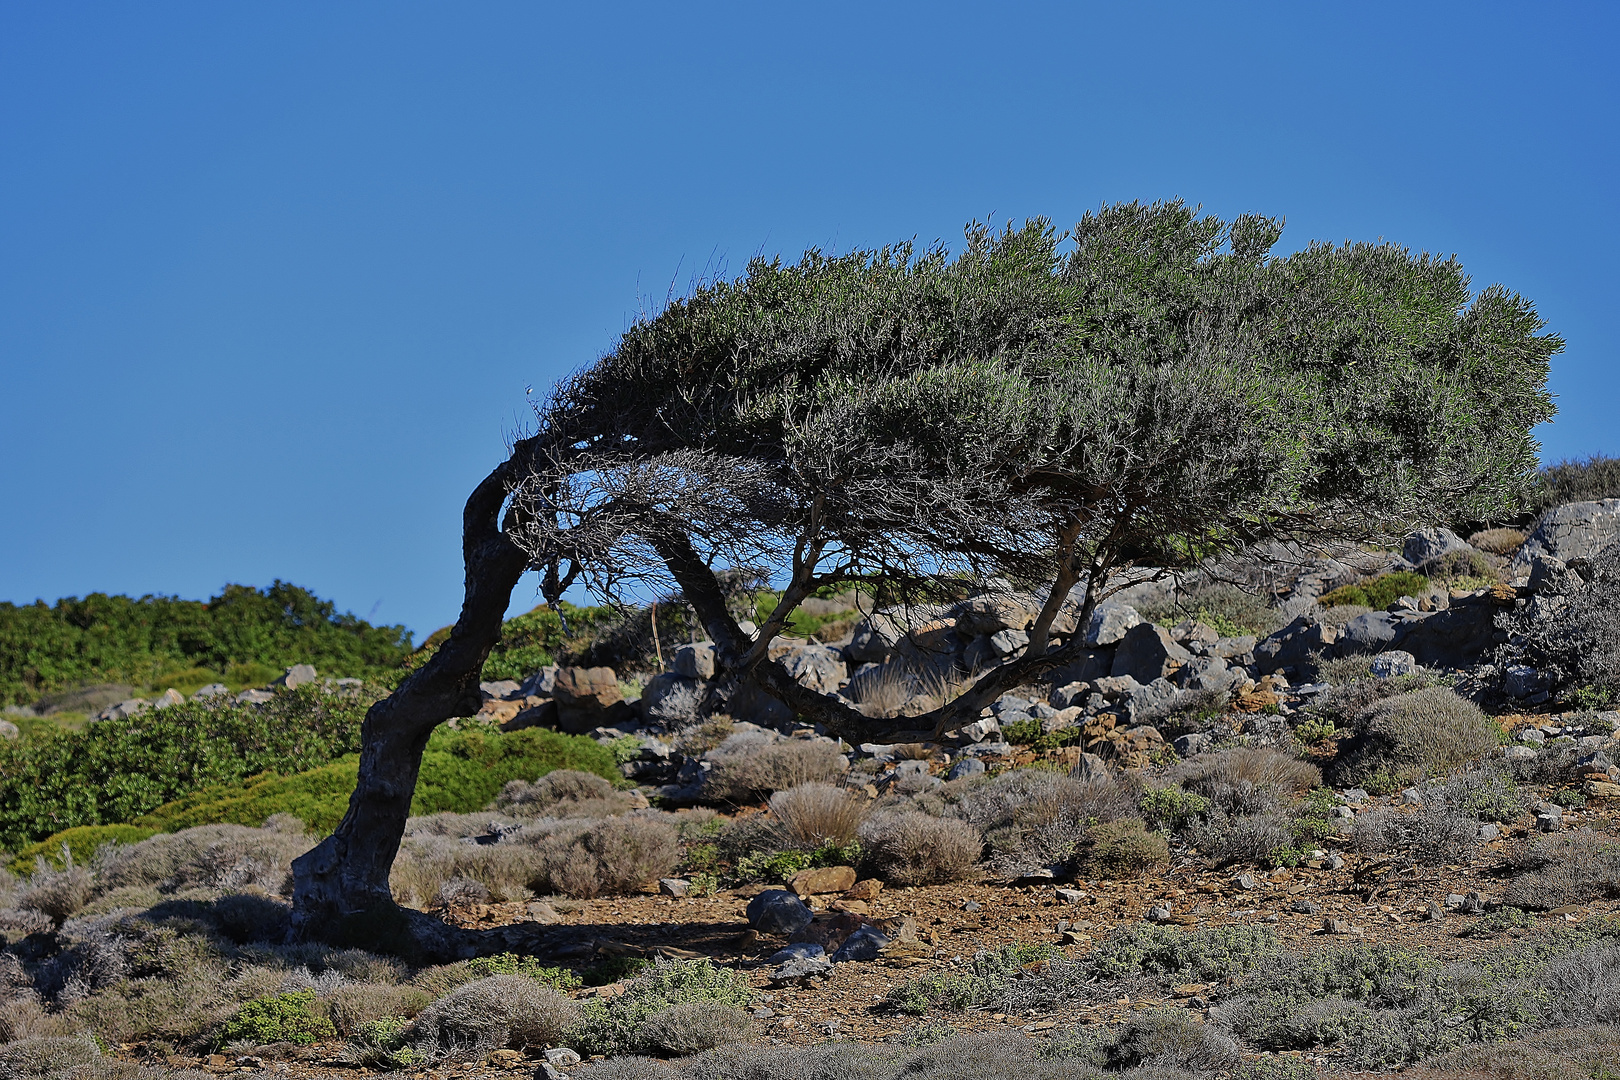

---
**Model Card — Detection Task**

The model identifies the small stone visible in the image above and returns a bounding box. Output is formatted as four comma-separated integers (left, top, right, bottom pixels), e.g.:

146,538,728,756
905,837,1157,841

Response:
1369,650,1417,678
1234,873,1259,891
658,878,691,898
752,1007,776,1019
1342,788,1370,803
844,878,884,901
1425,901,1445,921
1586,780,1620,799
1055,888,1085,903
961,901,982,913
487,1048,525,1069
1504,744,1537,761
1332,805,1355,821
947,756,987,781
1325,854,1345,870
1322,917,1356,935
1477,823,1500,841
1535,809,1563,832
788,865,858,897
771,955,834,983
1172,732,1214,757
1401,787,1426,805
276,663,318,689
537,1063,565,1080
1459,891,1488,914
1289,900,1319,915
544,1048,582,1066
1146,904,1173,923
767,942,827,964
526,901,561,924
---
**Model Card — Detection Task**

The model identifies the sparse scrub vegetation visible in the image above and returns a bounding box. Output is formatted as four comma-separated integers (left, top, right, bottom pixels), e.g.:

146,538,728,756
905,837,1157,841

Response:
569,958,753,1058
951,768,1136,875
767,782,867,847
857,810,981,885
1504,830,1620,909
701,735,847,803
404,974,580,1062
1317,571,1431,610
1138,583,1285,638
1328,687,1501,787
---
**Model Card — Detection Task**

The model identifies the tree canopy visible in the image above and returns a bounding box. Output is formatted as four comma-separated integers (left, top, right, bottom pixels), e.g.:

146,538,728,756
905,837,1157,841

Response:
508,201,1557,735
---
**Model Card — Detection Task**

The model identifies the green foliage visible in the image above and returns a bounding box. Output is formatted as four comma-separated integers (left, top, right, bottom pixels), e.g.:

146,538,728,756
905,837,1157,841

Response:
0,684,369,850
582,957,654,986
886,943,1062,1014
1087,922,1282,982
1001,717,1082,749
217,990,336,1047
733,839,862,884
9,824,158,874
1138,786,1209,833
128,725,617,835
569,958,753,1057
1082,818,1169,877
0,581,412,706
1318,571,1432,610
1293,716,1337,744
1533,454,1620,513
465,953,582,992
478,602,616,682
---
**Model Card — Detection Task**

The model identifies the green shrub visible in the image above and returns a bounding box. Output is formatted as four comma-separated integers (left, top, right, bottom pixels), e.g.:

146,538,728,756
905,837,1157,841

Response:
570,958,753,1057
465,952,582,991
474,601,616,682
1138,786,1209,833
0,684,370,849
130,725,618,836
1081,818,1168,877
218,990,337,1047
886,943,1061,1014
9,823,158,873
1328,687,1502,788
1533,454,1620,512
0,581,411,706
1137,583,1285,637
1087,922,1281,982
1318,571,1431,610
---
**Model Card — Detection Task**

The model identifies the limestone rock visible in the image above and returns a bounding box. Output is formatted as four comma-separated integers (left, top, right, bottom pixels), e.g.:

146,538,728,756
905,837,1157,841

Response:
789,866,858,897
553,666,630,733
1512,499,1620,572
672,642,717,679
1111,623,1191,683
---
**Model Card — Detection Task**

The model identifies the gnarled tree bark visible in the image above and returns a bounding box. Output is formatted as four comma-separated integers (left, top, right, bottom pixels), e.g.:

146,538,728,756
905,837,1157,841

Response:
288,440,534,958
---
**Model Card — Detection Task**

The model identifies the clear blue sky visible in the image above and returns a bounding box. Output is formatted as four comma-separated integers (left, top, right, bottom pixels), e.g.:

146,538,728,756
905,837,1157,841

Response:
2,2,1615,643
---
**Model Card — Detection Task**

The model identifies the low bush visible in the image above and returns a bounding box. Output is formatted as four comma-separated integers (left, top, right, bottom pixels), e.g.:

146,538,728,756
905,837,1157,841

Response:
1137,786,1209,833
405,974,580,1062
1406,1024,1620,1080
95,821,309,896
1328,687,1501,787
1081,818,1168,878
767,782,867,848
1193,809,1297,867
1533,453,1620,512
1136,583,1285,637
1503,830,1620,909
1467,527,1527,556
1074,1008,1240,1071
217,989,337,1047
1436,767,1524,823
631,999,754,1056
1350,804,1478,865
1499,541,1620,707
534,816,681,898
16,855,94,923
885,943,1062,1014
701,735,847,802
570,958,753,1058
951,768,1135,874
1087,922,1281,982
1173,747,1320,816
0,1035,104,1080
496,769,618,815
9,824,159,874
1318,571,1431,610
856,810,981,885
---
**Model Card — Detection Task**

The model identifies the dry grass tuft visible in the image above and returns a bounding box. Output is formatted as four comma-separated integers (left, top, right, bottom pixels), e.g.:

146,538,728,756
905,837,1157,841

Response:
767,783,867,848
1173,747,1321,816
857,810,981,885
702,734,847,802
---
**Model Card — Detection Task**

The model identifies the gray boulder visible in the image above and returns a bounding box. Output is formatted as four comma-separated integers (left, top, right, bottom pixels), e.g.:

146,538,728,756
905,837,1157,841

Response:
672,643,717,680
480,679,522,699
520,666,558,696
1340,611,1400,652
1045,650,1112,687
989,628,1029,657
1178,656,1242,693
1512,499,1620,572
1253,616,1337,674
1110,623,1192,683
779,645,847,695
1403,527,1471,567
275,664,318,690
640,672,706,722
1085,603,1143,646
0,720,18,741
746,889,814,936
1368,650,1416,678
947,757,987,781
846,613,904,664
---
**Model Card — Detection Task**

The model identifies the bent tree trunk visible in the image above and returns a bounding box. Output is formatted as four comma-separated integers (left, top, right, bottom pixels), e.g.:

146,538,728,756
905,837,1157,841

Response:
288,445,531,958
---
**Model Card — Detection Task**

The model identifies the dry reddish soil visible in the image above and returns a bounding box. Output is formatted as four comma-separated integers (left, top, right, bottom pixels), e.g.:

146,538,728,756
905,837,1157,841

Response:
143,794,1620,1080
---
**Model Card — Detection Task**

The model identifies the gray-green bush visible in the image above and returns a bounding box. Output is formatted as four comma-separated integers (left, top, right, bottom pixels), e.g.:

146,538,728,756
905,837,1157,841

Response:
1328,687,1501,787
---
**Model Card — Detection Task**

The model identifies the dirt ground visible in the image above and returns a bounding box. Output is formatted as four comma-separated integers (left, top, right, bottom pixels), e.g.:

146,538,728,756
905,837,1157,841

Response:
147,795,1620,1080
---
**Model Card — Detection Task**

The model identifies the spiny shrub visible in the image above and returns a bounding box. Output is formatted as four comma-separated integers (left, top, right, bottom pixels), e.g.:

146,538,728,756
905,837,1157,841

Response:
1136,582,1284,637
0,1035,104,1080
856,810,981,885
535,816,680,898
1351,804,1479,865
1174,747,1320,816
1328,687,1500,787
701,735,847,802
94,821,310,896
325,982,430,1037
1533,453,1620,512
951,768,1135,873
1081,818,1168,878
406,974,580,1062
570,958,753,1058
1501,541,1620,707
1137,786,1209,833
1408,1024,1620,1080
1437,767,1524,823
768,782,867,847
1504,830,1620,909
630,999,754,1056
217,989,337,1047
1193,809,1297,868
1468,527,1527,556
1074,1008,1240,1071
16,855,93,923
497,768,617,814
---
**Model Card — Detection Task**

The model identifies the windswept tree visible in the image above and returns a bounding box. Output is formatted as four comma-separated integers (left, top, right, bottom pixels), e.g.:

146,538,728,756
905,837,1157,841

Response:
291,201,1558,951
